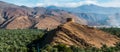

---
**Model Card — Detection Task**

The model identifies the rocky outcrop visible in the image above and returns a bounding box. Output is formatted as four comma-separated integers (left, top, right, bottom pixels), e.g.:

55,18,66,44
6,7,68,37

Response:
6,16,32,29
41,22,120,48
0,9,4,24
35,17,61,29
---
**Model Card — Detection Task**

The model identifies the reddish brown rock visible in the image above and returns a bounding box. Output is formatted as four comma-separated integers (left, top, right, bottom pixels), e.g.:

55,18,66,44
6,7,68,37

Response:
41,22,120,48
6,16,32,29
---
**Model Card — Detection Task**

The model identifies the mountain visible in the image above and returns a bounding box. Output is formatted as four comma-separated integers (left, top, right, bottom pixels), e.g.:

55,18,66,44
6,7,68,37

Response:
0,1,86,29
0,1,19,9
40,20,120,48
47,4,120,27
75,4,118,14
1,1,120,29
52,4,120,14
75,13,109,26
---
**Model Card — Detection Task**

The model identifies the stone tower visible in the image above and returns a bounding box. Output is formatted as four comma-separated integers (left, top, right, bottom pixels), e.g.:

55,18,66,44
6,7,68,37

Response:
66,18,74,22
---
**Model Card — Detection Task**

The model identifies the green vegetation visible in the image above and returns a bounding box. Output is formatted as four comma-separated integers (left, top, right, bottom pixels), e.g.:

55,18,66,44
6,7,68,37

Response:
0,29,44,52
39,43,120,52
100,27,120,37
0,27,120,52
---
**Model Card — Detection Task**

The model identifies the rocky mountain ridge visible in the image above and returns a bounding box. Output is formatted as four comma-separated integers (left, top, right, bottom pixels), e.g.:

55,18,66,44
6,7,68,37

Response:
47,4,120,27
0,1,86,29
40,20,120,48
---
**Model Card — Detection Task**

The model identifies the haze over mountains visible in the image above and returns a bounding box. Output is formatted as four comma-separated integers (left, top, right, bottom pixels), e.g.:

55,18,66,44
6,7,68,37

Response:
47,4,120,14
0,1,120,29
47,4,120,27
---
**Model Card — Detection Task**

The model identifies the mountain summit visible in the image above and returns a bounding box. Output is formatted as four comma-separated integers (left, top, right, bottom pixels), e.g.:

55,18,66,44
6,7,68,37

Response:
40,18,120,48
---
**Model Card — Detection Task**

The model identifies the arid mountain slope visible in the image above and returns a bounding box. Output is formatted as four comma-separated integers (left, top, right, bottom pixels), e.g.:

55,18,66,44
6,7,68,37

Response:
6,16,32,29
41,21,120,48
0,1,87,29
35,10,87,29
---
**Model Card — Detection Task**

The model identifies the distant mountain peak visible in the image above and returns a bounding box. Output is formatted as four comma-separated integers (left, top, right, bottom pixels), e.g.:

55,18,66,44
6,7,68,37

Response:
83,4,96,6
0,1,4,2
87,4,98,6
79,4,100,7
46,6,58,8
0,1,12,4
0,1,8,4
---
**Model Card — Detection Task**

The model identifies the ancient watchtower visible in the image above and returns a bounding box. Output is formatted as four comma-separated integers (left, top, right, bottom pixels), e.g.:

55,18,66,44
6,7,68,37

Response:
66,18,74,22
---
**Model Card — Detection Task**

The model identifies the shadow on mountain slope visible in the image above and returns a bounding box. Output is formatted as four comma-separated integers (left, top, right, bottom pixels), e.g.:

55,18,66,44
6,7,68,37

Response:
27,21,120,52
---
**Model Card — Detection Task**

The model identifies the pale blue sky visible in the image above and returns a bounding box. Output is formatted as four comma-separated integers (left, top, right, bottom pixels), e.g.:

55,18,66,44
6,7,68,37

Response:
0,0,120,7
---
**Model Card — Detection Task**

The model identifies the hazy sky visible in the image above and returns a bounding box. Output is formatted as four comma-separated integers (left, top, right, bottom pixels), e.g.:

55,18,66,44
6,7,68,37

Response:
1,0,120,7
